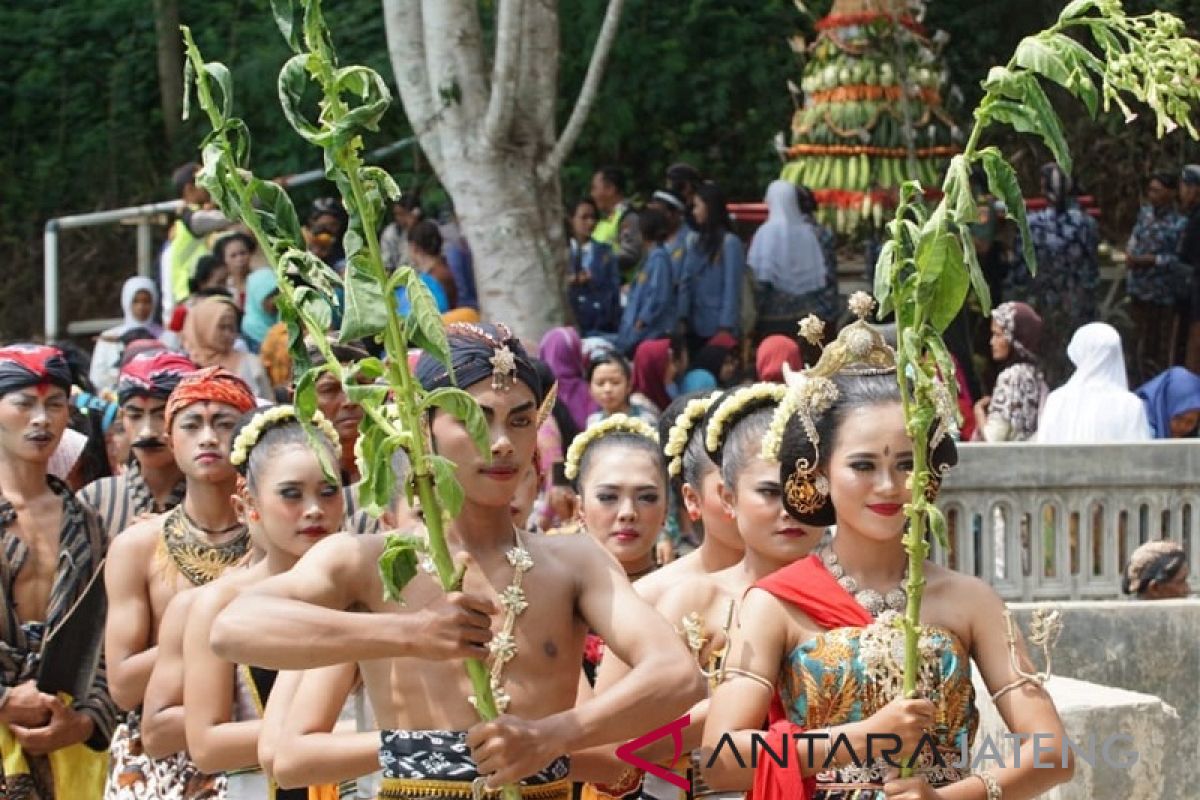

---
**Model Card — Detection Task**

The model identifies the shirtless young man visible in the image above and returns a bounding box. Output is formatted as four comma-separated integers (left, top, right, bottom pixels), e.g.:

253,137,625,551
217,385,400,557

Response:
79,350,197,540
0,345,118,799
102,367,258,798
211,323,705,797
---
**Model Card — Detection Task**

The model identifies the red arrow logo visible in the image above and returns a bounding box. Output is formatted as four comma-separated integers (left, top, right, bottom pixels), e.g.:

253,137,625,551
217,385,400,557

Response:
614,714,691,792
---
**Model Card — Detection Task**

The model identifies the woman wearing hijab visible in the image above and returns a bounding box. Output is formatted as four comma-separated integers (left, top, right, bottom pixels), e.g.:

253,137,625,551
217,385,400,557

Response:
181,296,273,399
240,268,279,353
749,180,830,337
630,338,675,417
1123,540,1190,599
538,326,598,431
1135,366,1200,438
755,334,803,383
681,338,736,393
91,276,163,393
1036,322,1152,443
974,302,1049,441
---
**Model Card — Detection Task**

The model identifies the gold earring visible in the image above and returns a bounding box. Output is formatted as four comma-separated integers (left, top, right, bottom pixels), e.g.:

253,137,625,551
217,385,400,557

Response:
785,457,828,515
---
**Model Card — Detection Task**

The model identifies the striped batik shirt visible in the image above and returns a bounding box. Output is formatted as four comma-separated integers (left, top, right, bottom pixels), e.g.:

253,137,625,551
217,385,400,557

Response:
78,460,185,541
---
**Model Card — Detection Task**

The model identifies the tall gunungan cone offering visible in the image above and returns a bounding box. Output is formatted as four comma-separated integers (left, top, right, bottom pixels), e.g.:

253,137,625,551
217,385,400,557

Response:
782,0,960,236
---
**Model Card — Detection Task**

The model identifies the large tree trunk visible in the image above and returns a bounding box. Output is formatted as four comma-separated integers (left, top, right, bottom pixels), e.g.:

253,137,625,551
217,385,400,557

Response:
153,0,183,149
381,0,623,343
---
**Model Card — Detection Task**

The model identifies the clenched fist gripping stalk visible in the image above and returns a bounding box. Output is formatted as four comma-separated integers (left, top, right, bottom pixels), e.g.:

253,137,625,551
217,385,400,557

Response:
209,325,705,797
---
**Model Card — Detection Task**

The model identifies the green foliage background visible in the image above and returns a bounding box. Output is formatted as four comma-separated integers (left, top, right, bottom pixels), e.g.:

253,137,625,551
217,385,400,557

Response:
2,0,1197,342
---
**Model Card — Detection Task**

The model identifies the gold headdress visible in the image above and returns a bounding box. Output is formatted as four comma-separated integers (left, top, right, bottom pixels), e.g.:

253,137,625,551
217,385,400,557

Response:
664,391,721,478
764,292,898,518
563,414,659,481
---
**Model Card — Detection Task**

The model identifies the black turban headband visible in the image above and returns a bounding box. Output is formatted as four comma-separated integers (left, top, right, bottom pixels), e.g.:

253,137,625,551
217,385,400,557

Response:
0,344,73,397
415,322,543,403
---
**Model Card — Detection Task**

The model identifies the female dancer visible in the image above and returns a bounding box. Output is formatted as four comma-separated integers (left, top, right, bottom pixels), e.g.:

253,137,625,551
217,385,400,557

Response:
705,302,1074,799
182,406,345,798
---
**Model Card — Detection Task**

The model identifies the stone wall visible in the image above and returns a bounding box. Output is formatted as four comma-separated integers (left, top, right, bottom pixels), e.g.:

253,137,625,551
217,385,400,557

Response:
992,599,1200,798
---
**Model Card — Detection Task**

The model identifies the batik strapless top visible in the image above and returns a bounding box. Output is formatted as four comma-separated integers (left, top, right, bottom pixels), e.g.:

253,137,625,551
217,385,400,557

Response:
778,610,978,797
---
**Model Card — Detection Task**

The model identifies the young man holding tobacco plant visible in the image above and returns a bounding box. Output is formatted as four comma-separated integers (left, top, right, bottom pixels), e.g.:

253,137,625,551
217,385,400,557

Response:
210,323,704,798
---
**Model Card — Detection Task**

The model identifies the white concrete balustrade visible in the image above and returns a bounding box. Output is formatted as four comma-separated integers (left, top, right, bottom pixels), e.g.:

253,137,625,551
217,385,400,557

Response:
933,441,1200,601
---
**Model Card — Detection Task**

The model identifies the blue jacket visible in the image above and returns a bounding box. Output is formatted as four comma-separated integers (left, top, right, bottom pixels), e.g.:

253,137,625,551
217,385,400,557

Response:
617,246,675,354
445,242,479,310
681,231,744,338
568,239,621,335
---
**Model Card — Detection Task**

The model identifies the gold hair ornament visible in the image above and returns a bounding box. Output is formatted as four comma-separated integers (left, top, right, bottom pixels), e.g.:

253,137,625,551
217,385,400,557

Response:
563,414,659,481
230,405,341,467
664,391,721,477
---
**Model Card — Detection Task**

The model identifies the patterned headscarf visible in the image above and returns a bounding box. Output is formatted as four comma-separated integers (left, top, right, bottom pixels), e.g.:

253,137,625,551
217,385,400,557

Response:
164,366,257,431
991,302,1043,365
1123,541,1187,596
0,344,73,396
117,351,198,406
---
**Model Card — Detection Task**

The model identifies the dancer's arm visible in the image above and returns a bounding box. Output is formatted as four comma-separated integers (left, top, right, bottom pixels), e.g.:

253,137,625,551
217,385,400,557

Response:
142,589,198,758
183,582,260,773
272,663,379,789
210,533,495,669
914,576,1074,800
103,523,160,711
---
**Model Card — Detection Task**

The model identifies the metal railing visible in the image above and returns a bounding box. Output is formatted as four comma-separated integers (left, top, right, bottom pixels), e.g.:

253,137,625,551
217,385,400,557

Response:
43,137,415,341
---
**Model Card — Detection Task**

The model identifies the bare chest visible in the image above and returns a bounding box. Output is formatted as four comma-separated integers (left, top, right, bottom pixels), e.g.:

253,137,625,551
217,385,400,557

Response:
5,503,64,624
366,560,587,730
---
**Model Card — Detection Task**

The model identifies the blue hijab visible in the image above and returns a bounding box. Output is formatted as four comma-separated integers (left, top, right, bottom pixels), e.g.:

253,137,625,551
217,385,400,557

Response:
1135,367,1200,438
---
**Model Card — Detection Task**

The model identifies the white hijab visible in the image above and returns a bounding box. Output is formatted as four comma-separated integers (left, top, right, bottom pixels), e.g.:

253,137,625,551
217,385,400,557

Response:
747,180,826,296
117,276,160,335
1036,323,1151,443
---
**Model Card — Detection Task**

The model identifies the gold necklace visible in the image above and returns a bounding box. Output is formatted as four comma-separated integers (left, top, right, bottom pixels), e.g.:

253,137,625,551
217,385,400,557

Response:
160,505,250,586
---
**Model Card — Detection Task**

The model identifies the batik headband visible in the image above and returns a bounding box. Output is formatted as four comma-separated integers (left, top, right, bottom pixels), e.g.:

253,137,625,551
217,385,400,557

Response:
164,366,257,431
0,344,73,396
117,351,198,405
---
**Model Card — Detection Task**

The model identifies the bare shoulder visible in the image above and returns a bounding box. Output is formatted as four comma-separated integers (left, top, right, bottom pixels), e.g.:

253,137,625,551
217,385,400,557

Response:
106,514,166,560
191,567,261,618
528,528,611,569
634,551,704,606
161,587,200,626
925,562,998,606
656,573,721,623
296,531,385,576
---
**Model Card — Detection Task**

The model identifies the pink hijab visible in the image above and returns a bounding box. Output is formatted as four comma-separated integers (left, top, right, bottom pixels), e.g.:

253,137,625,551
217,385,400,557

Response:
538,327,596,430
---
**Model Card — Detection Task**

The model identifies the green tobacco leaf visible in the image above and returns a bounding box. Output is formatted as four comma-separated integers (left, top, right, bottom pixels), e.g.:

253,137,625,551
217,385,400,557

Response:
378,533,429,603
874,240,898,316
960,228,993,315
341,254,388,342
927,505,949,549
944,156,978,229
1013,35,1072,90
1059,0,1098,22
271,0,302,52
403,270,452,367
981,66,1028,101
278,248,341,303
915,225,968,334
980,148,1037,274
247,178,305,247
278,54,329,145
421,387,491,458
204,62,234,120
294,286,334,333
350,357,387,382
427,455,466,518
346,384,389,405
1019,80,1072,175
293,364,325,421
356,424,398,517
